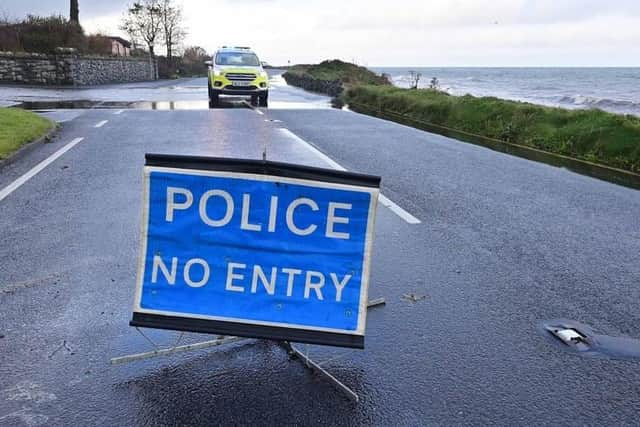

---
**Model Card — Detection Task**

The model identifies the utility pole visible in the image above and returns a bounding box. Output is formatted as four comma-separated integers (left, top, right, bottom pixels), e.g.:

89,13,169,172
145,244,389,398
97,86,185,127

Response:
70,0,80,24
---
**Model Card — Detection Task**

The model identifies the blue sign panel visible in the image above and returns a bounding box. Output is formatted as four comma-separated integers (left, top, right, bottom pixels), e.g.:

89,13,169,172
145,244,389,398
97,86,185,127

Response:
132,155,380,348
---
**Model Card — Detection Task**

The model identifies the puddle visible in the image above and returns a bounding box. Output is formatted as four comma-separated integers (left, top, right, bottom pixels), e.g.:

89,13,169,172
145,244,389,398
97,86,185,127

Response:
267,101,331,110
349,103,640,191
133,100,253,110
133,100,207,110
541,319,640,360
14,99,252,111
15,100,134,110
14,98,334,111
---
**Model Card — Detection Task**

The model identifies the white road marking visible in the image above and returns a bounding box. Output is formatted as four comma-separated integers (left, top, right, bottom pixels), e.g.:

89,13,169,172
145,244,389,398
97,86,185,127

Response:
0,138,84,202
94,120,108,128
278,128,421,224
114,110,124,115
243,101,265,115
377,194,421,224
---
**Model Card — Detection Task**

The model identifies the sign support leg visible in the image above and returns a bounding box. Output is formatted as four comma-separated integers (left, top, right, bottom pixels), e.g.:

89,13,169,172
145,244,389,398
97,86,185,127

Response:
278,341,360,402
110,335,247,365
275,297,386,402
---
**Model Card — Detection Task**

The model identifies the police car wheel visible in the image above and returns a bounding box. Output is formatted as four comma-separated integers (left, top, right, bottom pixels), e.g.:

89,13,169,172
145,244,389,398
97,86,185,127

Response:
209,93,219,108
258,93,268,107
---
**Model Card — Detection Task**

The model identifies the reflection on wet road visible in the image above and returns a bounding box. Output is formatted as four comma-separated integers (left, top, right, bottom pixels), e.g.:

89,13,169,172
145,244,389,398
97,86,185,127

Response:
3,72,332,112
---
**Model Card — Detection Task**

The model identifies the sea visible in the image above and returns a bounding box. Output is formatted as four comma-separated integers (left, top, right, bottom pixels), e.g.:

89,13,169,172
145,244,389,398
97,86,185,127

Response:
370,67,640,116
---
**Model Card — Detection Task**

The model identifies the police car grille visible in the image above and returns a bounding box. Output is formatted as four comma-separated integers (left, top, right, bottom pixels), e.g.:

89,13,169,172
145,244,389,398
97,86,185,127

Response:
226,73,256,81
227,85,257,90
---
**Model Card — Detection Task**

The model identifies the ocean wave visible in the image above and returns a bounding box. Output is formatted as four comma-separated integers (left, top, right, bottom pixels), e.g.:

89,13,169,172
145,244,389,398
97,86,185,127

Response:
558,94,640,110
531,85,560,91
386,74,640,114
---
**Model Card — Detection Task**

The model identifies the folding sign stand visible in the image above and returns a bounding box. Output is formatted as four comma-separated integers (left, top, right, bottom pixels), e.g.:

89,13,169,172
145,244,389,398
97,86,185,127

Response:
111,298,385,403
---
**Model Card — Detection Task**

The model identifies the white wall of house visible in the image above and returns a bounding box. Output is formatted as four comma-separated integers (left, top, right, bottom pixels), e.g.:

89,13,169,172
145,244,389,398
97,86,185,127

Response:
111,41,131,57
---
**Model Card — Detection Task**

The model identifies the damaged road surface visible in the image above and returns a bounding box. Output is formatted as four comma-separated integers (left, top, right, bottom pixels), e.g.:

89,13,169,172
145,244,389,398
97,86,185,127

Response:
1,75,640,426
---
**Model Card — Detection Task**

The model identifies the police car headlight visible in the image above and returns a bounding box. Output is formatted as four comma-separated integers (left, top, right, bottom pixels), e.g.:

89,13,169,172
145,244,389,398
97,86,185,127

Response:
259,71,267,78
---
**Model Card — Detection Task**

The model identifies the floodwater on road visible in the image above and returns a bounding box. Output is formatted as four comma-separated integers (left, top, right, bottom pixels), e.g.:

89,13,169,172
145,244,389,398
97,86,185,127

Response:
0,73,332,110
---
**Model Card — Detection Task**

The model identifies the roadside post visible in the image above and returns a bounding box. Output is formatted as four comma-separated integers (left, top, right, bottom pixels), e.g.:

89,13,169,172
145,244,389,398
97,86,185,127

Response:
112,154,383,401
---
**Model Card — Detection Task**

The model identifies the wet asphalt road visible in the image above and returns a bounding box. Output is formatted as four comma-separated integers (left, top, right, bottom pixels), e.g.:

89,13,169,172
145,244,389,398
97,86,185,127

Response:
1,74,640,426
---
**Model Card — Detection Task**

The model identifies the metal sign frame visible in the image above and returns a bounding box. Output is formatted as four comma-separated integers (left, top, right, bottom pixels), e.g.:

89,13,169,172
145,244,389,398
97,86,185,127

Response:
130,154,381,349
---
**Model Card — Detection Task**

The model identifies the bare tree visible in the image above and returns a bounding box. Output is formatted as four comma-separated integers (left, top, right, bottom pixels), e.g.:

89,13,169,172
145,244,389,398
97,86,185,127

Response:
120,1,162,58
0,9,13,24
180,45,209,75
122,25,140,51
70,0,79,24
120,17,141,52
159,0,185,65
429,77,440,90
408,71,422,89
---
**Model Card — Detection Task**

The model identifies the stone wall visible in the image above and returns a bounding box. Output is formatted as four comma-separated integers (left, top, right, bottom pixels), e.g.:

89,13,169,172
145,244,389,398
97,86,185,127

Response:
0,52,157,85
282,72,344,97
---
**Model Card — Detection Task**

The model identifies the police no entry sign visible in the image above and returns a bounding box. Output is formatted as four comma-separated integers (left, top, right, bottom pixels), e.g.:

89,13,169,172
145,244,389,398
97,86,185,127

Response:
131,154,380,348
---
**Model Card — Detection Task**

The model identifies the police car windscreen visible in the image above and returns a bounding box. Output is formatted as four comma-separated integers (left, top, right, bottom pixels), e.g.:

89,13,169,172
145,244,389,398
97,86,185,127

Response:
215,53,260,66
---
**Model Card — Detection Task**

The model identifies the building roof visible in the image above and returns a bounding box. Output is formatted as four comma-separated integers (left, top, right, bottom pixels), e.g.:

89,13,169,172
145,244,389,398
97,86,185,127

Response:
108,37,132,48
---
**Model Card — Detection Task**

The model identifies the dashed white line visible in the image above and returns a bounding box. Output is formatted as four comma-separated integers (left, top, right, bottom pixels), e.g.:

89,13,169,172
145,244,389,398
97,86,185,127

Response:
279,128,344,169
277,128,421,224
95,120,108,128
377,194,421,224
114,110,124,115
243,101,265,115
0,137,84,202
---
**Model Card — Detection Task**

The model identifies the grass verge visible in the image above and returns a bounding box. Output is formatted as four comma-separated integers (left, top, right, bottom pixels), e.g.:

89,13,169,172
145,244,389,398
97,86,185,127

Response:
343,85,640,174
0,108,54,160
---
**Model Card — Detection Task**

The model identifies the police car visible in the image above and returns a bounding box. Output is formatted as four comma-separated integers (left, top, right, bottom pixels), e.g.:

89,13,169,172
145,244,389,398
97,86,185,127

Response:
206,47,269,107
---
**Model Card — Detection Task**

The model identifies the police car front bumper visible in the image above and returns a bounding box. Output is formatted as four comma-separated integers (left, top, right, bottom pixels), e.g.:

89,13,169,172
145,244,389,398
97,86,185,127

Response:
215,86,268,96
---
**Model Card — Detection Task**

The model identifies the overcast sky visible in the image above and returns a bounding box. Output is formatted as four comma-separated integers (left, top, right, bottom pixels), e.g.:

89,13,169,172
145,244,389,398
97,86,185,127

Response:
2,0,640,66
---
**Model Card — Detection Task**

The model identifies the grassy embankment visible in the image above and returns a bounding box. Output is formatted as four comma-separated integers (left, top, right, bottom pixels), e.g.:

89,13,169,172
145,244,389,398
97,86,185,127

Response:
343,86,640,174
282,60,391,98
285,60,391,87
0,108,55,160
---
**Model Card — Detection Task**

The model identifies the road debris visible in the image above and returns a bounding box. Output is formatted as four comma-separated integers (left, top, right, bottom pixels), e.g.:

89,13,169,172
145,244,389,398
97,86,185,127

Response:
48,340,74,359
401,293,428,303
